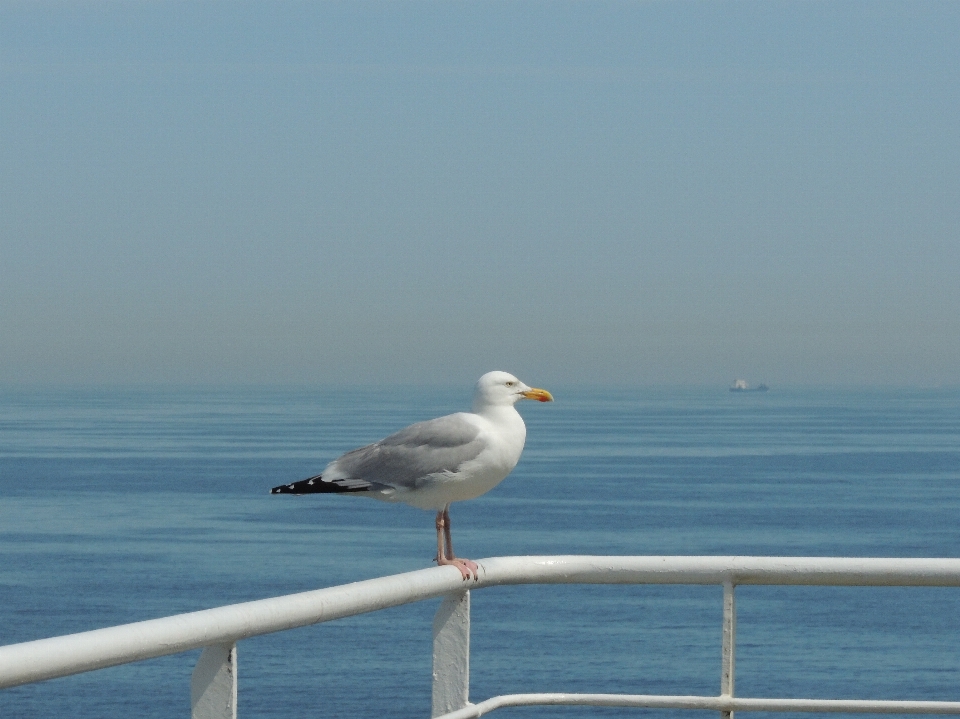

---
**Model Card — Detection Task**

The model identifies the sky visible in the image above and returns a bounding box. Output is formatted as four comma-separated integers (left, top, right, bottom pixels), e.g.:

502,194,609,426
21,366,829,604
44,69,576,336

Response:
2,1,959,387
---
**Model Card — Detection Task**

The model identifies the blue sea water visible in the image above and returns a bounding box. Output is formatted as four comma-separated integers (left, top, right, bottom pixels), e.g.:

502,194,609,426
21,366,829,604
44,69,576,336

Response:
1,385,959,718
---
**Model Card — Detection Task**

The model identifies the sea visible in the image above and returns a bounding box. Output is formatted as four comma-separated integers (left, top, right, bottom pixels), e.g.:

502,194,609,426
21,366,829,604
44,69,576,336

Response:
1,385,959,719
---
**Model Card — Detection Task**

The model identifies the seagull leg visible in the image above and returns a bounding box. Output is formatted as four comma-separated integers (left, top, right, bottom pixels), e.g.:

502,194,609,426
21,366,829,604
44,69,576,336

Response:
435,510,447,564
434,506,478,580
443,506,455,561
438,505,479,581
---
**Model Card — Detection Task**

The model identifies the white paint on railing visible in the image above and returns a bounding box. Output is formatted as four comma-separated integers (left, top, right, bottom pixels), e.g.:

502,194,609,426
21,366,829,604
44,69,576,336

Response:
720,580,736,719
432,591,471,718
472,555,960,587
432,693,960,719
191,643,237,719
0,563,466,690
2,556,960,716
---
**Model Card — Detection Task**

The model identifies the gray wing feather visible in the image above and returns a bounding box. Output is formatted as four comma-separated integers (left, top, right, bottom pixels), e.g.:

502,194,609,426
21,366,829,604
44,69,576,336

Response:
329,413,484,489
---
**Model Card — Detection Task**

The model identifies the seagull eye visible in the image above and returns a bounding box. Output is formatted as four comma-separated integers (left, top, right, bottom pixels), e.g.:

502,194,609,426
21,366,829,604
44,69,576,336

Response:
505,381,515,387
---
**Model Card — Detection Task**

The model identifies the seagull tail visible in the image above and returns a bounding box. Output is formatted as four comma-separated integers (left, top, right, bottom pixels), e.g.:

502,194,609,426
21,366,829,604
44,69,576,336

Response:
270,474,373,495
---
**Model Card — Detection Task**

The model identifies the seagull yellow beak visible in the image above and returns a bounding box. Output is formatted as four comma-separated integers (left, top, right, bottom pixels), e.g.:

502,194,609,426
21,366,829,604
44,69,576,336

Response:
521,387,554,402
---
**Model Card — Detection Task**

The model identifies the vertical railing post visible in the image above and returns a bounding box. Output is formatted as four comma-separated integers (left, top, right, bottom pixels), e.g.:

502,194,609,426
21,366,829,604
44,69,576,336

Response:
720,579,736,719
191,642,238,719
432,590,471,718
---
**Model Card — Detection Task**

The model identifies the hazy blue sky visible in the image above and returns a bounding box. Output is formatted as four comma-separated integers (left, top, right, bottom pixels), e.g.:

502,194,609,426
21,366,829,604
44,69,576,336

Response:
3,1,959,387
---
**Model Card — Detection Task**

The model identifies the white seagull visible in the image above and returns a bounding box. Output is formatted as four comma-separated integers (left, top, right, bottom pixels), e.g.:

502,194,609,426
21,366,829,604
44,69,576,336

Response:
271,371,553,579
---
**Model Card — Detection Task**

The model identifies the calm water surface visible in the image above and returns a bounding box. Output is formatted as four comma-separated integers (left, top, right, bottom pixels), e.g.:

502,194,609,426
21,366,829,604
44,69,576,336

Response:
1,385,959,718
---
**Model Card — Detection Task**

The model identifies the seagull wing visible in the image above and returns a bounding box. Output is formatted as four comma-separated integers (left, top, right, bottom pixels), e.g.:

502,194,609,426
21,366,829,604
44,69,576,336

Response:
332,413,484,488
270,413,485,495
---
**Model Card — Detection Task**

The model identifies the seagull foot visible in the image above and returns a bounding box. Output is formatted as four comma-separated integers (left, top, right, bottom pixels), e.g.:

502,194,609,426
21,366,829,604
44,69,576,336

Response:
438,556,480,581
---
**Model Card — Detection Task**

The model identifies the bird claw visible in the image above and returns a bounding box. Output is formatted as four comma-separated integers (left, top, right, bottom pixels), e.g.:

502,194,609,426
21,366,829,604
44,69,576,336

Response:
438,557,480,581
457,558,480,581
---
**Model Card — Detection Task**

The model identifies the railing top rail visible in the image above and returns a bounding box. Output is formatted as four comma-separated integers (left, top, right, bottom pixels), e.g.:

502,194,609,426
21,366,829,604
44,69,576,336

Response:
2,555,960,690
477,555,960,588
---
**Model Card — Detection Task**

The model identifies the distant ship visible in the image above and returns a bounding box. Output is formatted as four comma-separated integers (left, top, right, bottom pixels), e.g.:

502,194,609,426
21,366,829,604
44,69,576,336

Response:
729,379,769,392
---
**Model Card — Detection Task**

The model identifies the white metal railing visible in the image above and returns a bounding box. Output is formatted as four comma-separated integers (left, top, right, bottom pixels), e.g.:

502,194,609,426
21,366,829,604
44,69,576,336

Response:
2,556,960,719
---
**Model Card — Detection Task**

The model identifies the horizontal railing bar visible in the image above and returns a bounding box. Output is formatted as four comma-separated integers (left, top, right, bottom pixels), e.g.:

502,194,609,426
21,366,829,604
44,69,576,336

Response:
0,565,466,689
475,555,960,588
3,555,960,689
435,693,960,719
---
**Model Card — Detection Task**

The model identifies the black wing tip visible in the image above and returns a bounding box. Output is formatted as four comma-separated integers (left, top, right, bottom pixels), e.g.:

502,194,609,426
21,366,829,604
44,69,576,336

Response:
270,474,372,495
270,474,322,495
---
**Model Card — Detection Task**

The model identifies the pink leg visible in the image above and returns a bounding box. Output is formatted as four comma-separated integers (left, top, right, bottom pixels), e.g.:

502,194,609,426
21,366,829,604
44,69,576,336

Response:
435,506,478,581
435,510,447,564
443,506,455,561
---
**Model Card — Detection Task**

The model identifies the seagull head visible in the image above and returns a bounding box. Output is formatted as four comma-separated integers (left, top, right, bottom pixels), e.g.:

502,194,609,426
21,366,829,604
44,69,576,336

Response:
473,371,554,411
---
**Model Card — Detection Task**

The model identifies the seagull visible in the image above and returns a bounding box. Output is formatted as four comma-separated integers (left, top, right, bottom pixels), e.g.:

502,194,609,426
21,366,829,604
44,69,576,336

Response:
271,371,553,579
